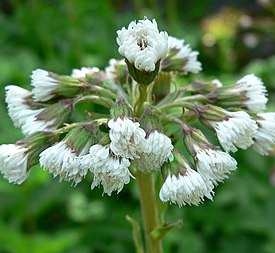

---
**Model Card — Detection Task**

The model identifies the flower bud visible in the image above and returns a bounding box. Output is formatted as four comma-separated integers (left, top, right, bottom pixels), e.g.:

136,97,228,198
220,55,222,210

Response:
252,112,275,155
0,131,59,184
31,69,89,102
39,123,99,185
183,127,237,185
198,105,258,152
161,36,202,74
105,59,128,85
159,150,214,206
207,74,268,113
116,18,168,85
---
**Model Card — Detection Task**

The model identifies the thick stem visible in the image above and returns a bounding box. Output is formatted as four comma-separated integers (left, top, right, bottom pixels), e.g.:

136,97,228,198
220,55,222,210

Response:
135,84,148,117
136,172,163,253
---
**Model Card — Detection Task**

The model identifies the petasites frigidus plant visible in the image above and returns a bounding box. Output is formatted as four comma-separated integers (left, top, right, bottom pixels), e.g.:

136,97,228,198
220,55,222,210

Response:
1,17,274,253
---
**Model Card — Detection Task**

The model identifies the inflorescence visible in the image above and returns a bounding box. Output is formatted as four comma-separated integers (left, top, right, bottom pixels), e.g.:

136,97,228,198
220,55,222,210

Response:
1,18,274,206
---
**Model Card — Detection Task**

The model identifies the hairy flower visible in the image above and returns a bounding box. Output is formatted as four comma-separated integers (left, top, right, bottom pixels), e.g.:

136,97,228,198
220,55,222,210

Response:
0,144,29,184
31,69,83,102
5,85,32,127
208,111,258,152
235,74,268,113
159,169,214,207
117,18,168,72
108,117,146,159
162,36,202,74
194,145,237,185
81,144,132,195
105,58,127,84
5,85,59,135
137,130,174,172
39,142,88,185
31,69,59,102
252,112,275,155
71,67,100,78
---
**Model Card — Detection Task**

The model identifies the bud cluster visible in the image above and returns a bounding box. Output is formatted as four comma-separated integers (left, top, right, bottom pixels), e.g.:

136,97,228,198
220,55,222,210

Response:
1,18,274,207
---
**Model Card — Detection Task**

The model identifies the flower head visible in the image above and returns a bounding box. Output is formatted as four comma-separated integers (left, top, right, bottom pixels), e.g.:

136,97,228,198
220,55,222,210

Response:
31,69,84,102
199,106,258,152
159,169,214,207
252,112,275,155
234,74,268,113
194,146,237,184
159,151,214,206
108,117,146,159
137,130,174,173
0,144,29,184
161,36,202,74
71,67,100,78
6,86,73,135
105,59,127,85
117,18,168,72
39,125,98,184
0,132,58,184
184,128,237,185
5,85,33,128
81,144,132,195
39,141,86,184
211,111,257,152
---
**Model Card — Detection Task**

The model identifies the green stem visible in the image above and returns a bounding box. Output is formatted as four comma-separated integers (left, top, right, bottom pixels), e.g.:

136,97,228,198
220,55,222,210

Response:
136,172,163,253
75,95,115,108
158,101,196,112
134,84,148,117
92,85,118,100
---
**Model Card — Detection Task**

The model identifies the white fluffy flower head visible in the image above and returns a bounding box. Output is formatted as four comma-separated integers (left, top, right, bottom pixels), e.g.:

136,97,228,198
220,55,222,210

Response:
108,117,146,159
165,36,202,74
5,85,32,128
194,145,237,185
5,85,57,135
0,144,29,184
31,69,59,102
138,130,174,173
71,67,100,78
159,169,214,207
252,112,275,155
39,141,88,185
81,144,132,196
236,74,268,113
209,111,258,152
117,18,168,71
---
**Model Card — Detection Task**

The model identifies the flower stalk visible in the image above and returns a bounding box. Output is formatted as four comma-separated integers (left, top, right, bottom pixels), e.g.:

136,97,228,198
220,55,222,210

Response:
136,171,163,253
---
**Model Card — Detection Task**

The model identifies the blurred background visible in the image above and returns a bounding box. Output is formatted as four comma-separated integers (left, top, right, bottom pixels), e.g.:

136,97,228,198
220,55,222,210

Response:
0,0,275,252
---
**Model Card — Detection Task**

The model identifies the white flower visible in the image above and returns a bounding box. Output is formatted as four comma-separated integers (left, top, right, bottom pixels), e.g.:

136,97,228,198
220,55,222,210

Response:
105,58,126,82
137,130,174,172
5,85,32,127
81,144,132,196
5,85,57,135
166,36,202,73
0,144,29,184
209,111,258,152
159,169,214,207
235,74,268,113
31,69,59,102
117,18,168,71
194,145,237,185
108,117,146,159
39,142,88,185
252,112,275,155
71,67,100,78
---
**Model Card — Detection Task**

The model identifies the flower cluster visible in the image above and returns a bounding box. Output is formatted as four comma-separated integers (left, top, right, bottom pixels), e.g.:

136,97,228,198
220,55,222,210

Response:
1,18,274,208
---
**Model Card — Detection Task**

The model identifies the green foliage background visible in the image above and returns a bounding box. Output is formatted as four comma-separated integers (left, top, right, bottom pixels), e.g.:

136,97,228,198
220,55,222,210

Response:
0,1,275,252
